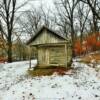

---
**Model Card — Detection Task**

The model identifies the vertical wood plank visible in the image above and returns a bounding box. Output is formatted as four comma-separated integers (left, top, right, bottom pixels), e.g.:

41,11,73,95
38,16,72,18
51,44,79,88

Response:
65,43,67,68
29,45,31,68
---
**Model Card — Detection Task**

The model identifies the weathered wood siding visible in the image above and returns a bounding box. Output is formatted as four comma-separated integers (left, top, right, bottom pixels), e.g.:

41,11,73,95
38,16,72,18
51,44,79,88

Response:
29,28,72,68
30,29,66,46
67,46,72,63
38,47,45,65
37,45,71,67
37,47,49,66
49,46,66,65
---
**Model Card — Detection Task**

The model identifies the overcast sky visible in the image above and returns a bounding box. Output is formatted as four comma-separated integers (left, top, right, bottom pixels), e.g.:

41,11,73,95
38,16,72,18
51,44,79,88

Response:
17,0,55,11
16,0,55,41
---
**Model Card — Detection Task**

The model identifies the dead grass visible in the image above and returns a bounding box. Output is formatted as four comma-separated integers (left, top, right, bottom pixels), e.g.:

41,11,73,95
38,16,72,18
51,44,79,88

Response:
81,52,100,63
28,68,53,76
27,66,72,77
0,57,7,63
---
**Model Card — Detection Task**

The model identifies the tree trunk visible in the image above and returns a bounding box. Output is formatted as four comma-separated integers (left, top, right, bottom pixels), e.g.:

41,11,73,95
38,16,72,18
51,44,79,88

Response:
7,33,12,62
71,22,75,58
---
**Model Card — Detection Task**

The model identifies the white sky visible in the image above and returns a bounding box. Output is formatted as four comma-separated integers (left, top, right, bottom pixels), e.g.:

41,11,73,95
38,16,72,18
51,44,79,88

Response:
17,0,55,11
15,0,55,42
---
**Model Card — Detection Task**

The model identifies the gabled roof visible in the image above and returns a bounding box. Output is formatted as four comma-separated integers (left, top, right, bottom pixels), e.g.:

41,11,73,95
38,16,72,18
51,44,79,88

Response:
26,26,67,45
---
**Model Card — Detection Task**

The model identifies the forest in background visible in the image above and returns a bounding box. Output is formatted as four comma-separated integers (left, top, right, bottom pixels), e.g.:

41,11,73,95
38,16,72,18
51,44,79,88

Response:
0,0,100,62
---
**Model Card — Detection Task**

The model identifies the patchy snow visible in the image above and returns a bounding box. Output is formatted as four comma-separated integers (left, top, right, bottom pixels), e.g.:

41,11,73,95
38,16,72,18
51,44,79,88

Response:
0,60,100,100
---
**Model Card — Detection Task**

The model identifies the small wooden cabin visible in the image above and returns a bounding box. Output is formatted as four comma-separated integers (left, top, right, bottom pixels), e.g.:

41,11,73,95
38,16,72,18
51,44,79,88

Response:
27,26,72,68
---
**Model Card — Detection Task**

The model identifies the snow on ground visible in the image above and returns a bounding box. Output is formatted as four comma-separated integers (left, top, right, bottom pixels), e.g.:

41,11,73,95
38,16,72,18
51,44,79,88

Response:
0,60,100,100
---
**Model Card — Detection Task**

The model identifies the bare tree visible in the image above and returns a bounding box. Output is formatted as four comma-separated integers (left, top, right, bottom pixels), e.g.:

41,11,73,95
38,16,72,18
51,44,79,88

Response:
91,0,99,32
86,0,100,20
17,8,42,39
53,6,70,37
0,0,28,62
76,2,90,42
27,9,42,34
18,5,56,38
54,0,80,57
0,0,17,62
80,0,100,32
40,6,55,28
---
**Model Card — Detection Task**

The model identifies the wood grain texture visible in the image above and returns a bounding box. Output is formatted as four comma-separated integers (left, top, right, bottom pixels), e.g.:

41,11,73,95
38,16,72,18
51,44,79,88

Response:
30,29,66,46
37,44,72,68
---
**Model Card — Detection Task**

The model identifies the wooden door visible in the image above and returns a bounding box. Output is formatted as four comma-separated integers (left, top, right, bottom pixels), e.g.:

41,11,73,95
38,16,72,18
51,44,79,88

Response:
38,47,49,66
